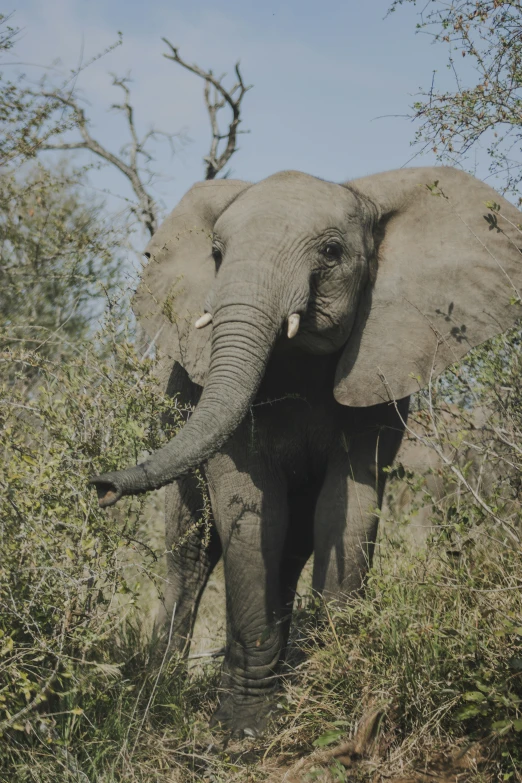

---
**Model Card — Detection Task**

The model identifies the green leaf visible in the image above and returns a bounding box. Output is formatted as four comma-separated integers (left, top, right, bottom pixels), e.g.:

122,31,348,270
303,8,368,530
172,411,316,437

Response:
455,704,481,720
329,759,347,781
463,691,486,702
513,719,522,732
125,421,145,438
313,729,344,747
492,720,512,731
493,720,514,736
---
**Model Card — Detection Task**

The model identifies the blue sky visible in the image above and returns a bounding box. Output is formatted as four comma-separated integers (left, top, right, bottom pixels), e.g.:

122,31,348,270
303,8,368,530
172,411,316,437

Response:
9,0,465,229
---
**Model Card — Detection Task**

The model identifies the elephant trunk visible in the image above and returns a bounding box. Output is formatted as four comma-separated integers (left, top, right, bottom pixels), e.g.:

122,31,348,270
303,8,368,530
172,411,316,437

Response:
90,302,281,507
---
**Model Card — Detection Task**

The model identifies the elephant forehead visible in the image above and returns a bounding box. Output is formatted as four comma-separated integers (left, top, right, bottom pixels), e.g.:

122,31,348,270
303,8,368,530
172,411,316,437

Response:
216,171,359,236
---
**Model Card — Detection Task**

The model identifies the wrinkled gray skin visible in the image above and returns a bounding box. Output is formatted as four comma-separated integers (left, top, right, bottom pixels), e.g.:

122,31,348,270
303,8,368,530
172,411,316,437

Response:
90,168,522,737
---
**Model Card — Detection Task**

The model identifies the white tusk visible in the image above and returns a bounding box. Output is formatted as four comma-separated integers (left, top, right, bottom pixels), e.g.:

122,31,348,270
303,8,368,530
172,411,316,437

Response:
195,312,213,329
287,313,300,339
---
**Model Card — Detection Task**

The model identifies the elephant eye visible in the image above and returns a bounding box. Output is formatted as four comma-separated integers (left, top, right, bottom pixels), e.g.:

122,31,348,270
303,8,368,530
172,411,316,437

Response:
322,241,343,261
211,245,223,271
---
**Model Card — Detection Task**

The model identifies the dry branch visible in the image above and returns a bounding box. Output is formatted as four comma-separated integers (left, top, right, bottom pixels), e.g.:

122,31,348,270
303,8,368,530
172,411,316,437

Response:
35,42,251,235
162,39,252,180
38,79,162,236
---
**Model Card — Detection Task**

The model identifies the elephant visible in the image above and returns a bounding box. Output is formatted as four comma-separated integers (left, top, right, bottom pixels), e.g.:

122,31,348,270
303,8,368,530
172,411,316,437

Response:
90,167,522,736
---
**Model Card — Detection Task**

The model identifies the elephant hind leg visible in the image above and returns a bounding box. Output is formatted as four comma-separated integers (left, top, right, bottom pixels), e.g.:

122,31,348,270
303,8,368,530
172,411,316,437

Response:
154,474,221,659
313,398,409,600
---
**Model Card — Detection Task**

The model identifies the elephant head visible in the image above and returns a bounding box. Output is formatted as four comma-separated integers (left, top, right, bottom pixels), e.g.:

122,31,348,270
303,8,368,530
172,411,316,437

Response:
90,167,522,506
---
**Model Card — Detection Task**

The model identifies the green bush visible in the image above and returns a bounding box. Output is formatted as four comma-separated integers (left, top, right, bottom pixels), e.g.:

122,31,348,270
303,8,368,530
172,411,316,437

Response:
0,312,185,765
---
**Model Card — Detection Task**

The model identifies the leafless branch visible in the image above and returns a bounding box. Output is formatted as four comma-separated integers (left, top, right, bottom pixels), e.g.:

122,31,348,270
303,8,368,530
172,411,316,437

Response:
188,646,225,660
33,45,251,236
37,78,165,237
162,39,252,180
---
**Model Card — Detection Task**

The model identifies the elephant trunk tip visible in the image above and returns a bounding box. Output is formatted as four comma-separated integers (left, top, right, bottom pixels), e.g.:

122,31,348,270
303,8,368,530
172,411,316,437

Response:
89,475,123,508
89,463,157,508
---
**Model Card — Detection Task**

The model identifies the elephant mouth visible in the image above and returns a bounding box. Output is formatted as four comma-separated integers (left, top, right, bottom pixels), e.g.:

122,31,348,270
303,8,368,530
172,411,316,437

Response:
283,309,344,355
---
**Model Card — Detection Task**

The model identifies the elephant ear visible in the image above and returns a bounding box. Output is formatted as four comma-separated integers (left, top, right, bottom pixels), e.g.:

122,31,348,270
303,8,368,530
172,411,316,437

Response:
132,179,250,386
334,166,522,407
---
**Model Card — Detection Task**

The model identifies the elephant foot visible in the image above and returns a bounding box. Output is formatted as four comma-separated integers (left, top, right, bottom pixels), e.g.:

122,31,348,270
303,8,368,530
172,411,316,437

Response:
209,693,277,738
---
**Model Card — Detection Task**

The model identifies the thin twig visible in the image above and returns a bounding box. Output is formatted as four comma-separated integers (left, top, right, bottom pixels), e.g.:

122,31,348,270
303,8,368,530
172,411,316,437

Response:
188,647,225,660
162,40,252,179
37,82,159,236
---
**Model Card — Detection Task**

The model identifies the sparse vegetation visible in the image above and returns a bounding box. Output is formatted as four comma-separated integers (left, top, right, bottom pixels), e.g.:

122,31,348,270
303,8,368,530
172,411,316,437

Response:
1,8,521,782
388,0,522,199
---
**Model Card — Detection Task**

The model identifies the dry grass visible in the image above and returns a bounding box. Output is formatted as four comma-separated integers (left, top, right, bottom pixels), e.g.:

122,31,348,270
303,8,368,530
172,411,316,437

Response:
5,520,516,783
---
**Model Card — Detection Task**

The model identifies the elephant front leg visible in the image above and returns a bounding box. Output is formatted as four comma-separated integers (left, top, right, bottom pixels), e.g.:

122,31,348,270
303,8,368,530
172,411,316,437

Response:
154,474,221,658
205,447,288,738
313,399,409,599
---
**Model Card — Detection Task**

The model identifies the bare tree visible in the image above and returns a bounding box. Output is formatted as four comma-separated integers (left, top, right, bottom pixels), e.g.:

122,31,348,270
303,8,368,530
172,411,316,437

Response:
39,77,166,236
37,45,252,237
162,40,252,180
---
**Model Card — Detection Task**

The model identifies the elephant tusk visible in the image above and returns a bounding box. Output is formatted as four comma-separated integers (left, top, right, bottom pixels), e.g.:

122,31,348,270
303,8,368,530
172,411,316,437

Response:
287,313,300,339
195,312,213,329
